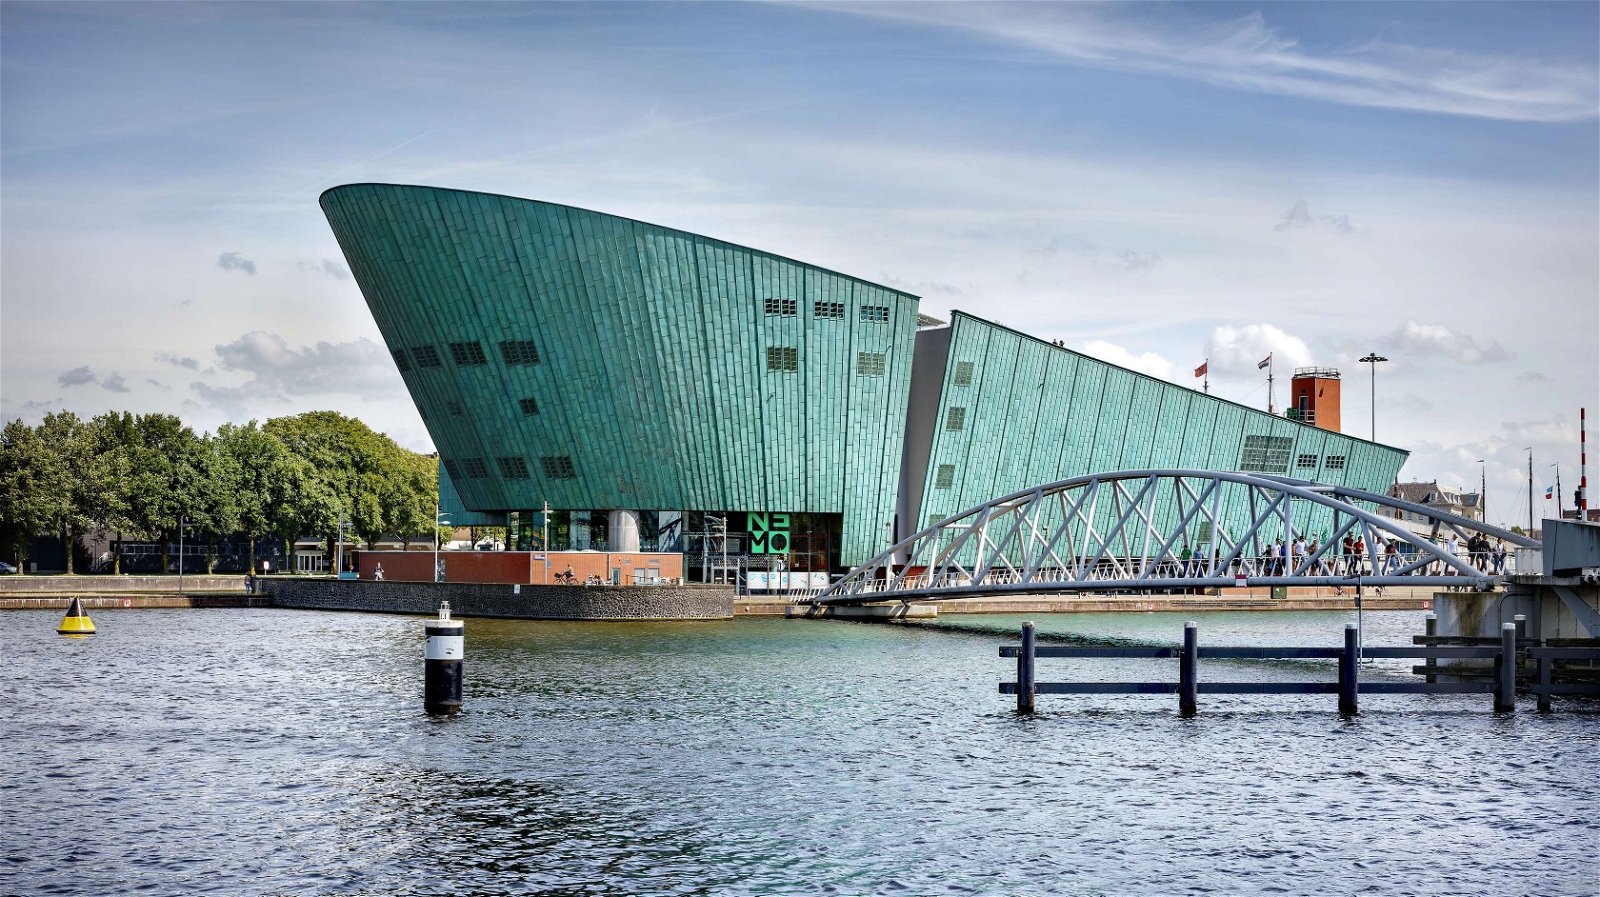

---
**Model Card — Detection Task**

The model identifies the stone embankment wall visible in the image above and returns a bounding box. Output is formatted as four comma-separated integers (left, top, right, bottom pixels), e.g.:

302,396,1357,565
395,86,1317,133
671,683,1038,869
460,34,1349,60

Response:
0,575,242,594
261,577,733,621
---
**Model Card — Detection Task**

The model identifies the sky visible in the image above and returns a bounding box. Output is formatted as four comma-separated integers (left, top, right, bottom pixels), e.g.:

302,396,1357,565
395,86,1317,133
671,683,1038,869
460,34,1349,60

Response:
2,1,1596,529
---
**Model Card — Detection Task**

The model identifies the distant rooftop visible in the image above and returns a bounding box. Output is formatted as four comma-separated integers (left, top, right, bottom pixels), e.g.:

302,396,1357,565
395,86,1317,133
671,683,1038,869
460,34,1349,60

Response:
917,313,947,328
1293,366,1341,379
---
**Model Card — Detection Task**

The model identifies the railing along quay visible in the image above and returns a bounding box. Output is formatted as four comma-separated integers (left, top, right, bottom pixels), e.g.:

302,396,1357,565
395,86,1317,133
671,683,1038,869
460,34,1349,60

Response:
999,621,1600,715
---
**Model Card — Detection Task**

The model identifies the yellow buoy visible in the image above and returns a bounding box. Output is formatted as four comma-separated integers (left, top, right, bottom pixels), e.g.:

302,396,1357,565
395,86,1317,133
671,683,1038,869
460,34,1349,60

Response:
57,597,96,636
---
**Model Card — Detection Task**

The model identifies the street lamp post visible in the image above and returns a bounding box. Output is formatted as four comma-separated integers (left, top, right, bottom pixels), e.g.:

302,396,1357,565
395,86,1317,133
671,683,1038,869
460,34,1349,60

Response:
1358,353,1388,441
1476,460,1487,525
178,516,190,593
434,499,451,584
542,500,551,584
334,516,348,578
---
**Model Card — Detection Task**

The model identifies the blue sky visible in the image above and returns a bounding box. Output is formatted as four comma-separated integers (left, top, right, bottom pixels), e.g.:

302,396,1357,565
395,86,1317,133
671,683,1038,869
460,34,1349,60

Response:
2,1,1596,527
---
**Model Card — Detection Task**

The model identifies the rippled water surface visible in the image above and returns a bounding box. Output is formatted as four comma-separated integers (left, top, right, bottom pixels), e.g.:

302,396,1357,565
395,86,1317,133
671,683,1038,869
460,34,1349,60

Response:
3,608,1595,896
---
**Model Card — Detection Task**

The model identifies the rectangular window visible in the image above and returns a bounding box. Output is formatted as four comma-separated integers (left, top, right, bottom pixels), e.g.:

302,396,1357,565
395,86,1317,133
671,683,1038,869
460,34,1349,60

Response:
766,345,799,372
499,339,540,366
1240,435,1292,473
934,464,955,489
412,345,442,368
446,401,464,417
450,341,488,366
764,297,797,316
860,305,890,323
540,455,577,479
946,407,967,431
1296,453,1317,469
953,361,975,386
443,459,462,482
815,301,845,319
518,397,539,416
497,456,531,480
856,351,886,377
463,457,490,479
1326,455,1346,470
391,348,411,373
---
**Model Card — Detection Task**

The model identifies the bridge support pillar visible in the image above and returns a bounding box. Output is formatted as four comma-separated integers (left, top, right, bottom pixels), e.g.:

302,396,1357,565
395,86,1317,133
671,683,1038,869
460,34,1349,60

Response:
1178,622,1197,717
1017,622,1036,713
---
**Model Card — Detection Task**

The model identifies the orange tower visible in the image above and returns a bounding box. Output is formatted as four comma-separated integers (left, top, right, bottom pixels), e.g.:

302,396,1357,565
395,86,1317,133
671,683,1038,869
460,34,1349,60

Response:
1289,367,1341,433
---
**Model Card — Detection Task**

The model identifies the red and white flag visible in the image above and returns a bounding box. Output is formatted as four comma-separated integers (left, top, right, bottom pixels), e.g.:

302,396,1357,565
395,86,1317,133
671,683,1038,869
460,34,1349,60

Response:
1193,361,1208,378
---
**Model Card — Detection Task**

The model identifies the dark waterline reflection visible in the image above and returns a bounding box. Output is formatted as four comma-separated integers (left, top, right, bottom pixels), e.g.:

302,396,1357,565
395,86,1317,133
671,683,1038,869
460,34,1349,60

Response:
3,609,1595,896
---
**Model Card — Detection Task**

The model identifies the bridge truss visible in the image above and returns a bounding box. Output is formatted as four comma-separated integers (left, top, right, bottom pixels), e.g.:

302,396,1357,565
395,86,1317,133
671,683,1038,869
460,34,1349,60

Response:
818,469,1538,605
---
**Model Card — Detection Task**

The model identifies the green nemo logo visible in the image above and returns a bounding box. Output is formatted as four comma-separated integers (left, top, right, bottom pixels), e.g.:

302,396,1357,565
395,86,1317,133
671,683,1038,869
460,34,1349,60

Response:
749,513,790,554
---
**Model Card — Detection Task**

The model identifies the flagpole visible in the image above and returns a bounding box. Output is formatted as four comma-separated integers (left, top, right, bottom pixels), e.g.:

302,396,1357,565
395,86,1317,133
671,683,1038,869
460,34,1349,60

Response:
1204,357,1209,394
1554,463,1563,518
1267,356,1275,414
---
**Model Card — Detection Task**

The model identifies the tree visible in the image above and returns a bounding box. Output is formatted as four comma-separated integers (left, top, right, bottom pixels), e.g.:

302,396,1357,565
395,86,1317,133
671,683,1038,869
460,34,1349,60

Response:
117,414,221,573
0,419,65,572
34,412,97,574
215,421,292,574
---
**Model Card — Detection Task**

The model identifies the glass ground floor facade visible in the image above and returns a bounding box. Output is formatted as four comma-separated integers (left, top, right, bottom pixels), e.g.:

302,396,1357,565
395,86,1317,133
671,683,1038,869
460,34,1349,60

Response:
504,510,843,583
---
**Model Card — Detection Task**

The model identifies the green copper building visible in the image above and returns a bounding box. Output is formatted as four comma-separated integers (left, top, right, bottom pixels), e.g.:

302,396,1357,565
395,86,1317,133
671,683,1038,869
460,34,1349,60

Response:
321,184,1407,579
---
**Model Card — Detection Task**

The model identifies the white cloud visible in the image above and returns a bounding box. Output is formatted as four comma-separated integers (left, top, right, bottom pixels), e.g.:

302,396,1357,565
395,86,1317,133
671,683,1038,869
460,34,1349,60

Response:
1391,319,1509,364
1080,340,1176,382
1204,324,1314,373
190,331,397,418
1275,200,1353,235
823,5,1599,122
217,251,257,275
58,365,96,387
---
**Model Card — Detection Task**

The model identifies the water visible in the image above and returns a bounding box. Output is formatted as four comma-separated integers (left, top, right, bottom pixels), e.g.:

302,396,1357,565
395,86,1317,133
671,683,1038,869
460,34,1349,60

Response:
3,608,1595,896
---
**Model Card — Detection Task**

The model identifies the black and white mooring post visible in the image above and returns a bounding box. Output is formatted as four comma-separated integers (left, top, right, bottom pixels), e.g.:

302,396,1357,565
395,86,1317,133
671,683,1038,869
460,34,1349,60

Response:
424,601,464,716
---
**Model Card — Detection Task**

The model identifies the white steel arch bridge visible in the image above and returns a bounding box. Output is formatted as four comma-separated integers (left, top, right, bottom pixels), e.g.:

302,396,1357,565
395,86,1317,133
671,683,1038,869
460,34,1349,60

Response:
816,469,1538,606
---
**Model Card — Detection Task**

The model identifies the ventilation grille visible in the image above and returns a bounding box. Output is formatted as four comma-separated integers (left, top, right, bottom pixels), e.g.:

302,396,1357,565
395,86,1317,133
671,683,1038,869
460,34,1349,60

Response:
1240,435,1292,473
766,346,799,372
499,340,540,366
946,407,967,431
953,361,974,386
443,459,462,481
540,455,577,479
1326,455,1346,470
815,301,845,319
934,464,955,489
446,401,464,417
450,341,488,366
497,457,531,480
463,457,490,479
413,345,442,368
764,297,797,316
391,348,411,373
519,397,539,416
856,352,886,377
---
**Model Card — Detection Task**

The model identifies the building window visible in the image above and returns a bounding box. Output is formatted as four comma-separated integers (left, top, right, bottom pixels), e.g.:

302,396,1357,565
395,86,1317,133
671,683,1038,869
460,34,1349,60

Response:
497,457,531,480
518,397,539,416
934,464,955,489
499,339,540,366
450,341,488,366
764,297,797,316
391,348,411,373
413,345,442,368
463,457,490,479
443,459,462,481
540,455,577,479
860,305,890,323
1240,435,1292,473
953,361,975,386
1296,453,1317,469
946,407,967,431
446,401,464,417
856,351,886,377
815,301,845,319
1326,455,1346,470
766,345,799,372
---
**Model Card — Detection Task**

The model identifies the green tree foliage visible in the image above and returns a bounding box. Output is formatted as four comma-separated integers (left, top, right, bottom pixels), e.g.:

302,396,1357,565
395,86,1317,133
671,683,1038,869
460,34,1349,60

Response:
0,419,64,571
1,409,440,573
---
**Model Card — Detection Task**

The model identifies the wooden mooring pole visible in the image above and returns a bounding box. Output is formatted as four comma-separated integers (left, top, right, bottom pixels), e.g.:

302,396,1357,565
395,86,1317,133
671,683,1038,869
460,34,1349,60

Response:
1178,622,1198,717
1339,623,1359,716
1424,613,1438,684
1495,622,1517,713
1017,622,1036,713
